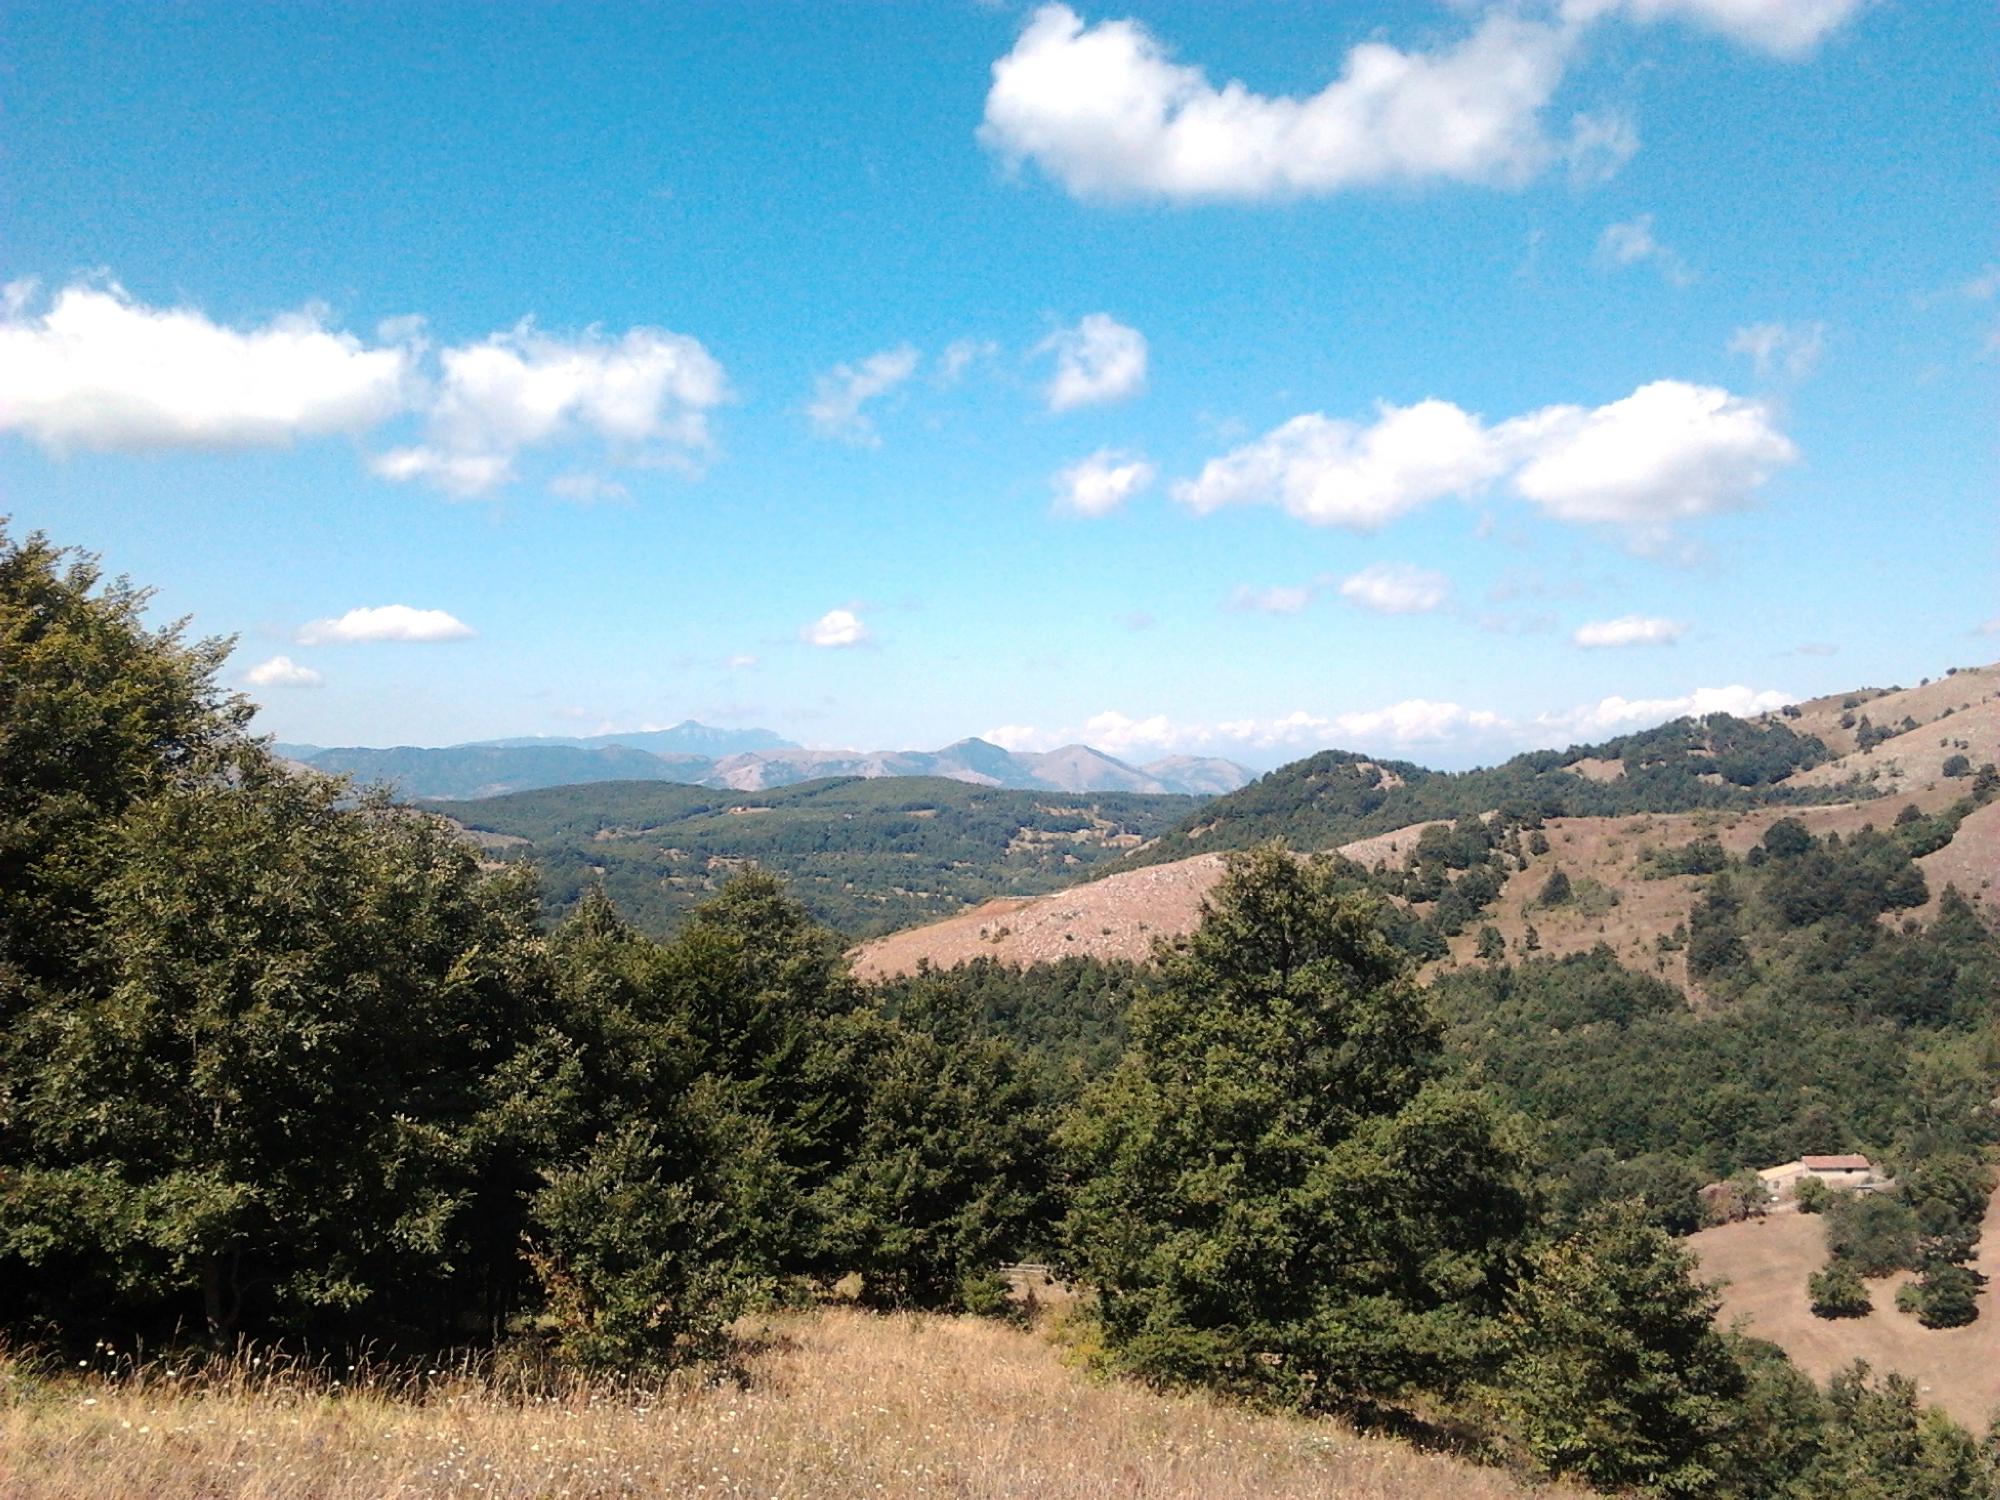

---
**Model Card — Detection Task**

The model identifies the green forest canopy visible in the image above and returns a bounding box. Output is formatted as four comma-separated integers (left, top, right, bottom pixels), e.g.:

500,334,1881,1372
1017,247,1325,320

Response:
434,775,1201,939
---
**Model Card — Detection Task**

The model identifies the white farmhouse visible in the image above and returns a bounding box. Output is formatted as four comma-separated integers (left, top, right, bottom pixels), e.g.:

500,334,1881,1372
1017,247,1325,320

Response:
1757,1153,1879,1200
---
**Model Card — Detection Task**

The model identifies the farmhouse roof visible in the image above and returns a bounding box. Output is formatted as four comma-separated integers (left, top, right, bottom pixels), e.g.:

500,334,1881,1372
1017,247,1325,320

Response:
1802,1154,1871,1171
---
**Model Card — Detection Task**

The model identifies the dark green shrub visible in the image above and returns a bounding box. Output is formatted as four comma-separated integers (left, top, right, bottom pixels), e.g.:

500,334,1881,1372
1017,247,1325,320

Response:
1907,1263,1981,1328
1824,1193,1919,1278
1808,1260,1871,1319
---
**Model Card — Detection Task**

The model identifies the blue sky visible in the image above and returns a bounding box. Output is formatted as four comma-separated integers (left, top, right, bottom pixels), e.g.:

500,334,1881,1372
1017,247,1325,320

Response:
3,0,1994,768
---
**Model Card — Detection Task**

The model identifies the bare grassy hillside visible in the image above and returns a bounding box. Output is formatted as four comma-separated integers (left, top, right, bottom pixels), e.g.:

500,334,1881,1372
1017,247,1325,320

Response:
0,1308,1573,1500
854,663,2000,979
1778,663,2000,759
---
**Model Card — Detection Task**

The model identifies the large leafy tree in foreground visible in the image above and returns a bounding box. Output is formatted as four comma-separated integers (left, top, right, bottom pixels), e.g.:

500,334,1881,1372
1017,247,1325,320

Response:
0,524,552,1343
1501,1205,1747,1496
1060,845,1530,1410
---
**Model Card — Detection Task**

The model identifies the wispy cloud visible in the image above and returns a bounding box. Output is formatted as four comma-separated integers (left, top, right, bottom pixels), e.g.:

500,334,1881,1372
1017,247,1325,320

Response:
1339,563,1452,615
1596,214,1694,285
806,345,921,445
1729,321,1827,380
1227,582,1318,615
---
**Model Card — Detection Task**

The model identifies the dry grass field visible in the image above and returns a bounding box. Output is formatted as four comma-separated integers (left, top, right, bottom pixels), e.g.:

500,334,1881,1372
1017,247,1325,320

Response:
0,1306,1577,1500
1688,1193,2000,1428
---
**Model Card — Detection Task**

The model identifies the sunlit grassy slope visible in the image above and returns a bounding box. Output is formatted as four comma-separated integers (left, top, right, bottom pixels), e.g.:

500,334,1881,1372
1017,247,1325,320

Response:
0,1307,1576,1500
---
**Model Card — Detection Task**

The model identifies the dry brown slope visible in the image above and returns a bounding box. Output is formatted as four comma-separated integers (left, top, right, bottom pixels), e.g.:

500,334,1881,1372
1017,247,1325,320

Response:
851,853,1228,979
1788,689,2000,796
1918,795,2000,920
1778,661,2000,758
1688,1193,2000,1428
857,784,1996,982
0,1307,1576,1500
851,823,1464,979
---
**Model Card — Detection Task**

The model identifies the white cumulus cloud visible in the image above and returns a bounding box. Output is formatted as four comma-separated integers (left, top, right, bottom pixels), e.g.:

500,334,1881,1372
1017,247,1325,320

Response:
984,724,1044,753
0,280,413,452
1175,400,1503,529
1180,380,1793,541
243,655,324,688
980,5,1574,203
1053,447,1156,516
1039,313,1148,411
1573,614,1687,647
806,345,921,445
378,321,727,496
297,605,476,645
803,608,869,649
0,279,731,498
1535,683,1793,740
1324,699,1508,748
985,681,1796,767
1499,380,1796,531
1339,562,1452,615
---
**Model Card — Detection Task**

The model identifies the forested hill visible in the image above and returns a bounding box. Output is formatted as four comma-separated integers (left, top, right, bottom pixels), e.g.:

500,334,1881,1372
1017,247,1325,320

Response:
432,775,1200,939
1109,713,1852,873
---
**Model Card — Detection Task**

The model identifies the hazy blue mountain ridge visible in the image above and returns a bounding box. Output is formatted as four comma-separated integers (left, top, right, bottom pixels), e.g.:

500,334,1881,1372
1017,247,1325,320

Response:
283,728,1256,800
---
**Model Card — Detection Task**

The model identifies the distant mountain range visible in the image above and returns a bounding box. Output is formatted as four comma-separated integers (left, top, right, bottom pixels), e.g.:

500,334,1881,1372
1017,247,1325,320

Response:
462,721,799,758
274,720,1255,801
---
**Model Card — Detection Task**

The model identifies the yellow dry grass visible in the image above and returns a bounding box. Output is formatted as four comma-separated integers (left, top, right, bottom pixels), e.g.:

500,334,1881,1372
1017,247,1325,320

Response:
1688,1195,2000,1428
0,1307,1573,1500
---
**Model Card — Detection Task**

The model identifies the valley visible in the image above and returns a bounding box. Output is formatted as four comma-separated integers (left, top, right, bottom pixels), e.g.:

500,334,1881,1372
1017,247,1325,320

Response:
433,775,1203,939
